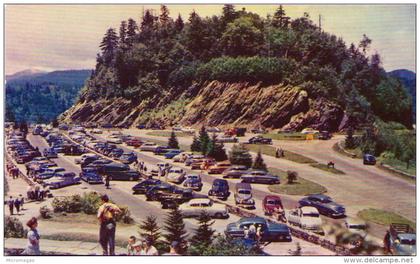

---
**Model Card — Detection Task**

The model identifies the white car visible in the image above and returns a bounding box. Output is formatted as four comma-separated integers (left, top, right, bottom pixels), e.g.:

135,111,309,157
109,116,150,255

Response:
91,128,103,134
173,152,193,162
166,167,186,184
286,206,323,233
179,198,229,219
181,127,195,134
107,138,122,144
216,135,238,143
173,125,183,131
301,128,320,134
139,142,159,152
75,153,99,164
344,218,368,238
150,162,172,177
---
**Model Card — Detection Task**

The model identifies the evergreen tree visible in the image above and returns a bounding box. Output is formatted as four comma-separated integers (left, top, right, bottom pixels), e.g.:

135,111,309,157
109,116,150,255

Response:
198,126,210,155
272,5,290,28
191,135,201,152
207,133,228,161
159,5,170,26
126,18,138,44
221,4,237,28
229,144,253,168
345,126,357,149
140,10,155,41
138,215,162,246
168,131,180,149
51,118,59,128
188,211,215,255
99,28,119,65
119,20,127,46
175,14,184,32
252,151,267,171
186,11,205,58
163,207,188,253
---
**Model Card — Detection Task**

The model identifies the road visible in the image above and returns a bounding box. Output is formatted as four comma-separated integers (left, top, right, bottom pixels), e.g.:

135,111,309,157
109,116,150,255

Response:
24,133,334,255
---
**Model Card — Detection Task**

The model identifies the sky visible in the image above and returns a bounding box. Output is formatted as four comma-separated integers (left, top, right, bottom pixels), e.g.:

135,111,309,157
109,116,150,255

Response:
5,4,416,75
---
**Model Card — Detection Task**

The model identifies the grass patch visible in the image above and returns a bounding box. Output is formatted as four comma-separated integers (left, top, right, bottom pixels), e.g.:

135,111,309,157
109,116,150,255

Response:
310,163,346,175
43,232,127,248
263,133,307,141
44,212,135,227
144,138,191,152
244,144,317,164
379,157,416,176
267,167,327,196
146,131,189,137
358,209,415,230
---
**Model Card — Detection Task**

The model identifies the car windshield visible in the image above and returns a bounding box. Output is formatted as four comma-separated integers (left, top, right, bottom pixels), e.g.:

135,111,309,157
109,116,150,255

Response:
303,213,319,217
238,190,251,195
267,200,281,205
400,239,416,245
349,224,366,230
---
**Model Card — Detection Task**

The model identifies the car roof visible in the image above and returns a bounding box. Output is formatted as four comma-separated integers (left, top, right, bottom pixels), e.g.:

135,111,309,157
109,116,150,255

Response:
238,217,266,224
345,218,366,226
308,194,331,200
265,195,281,200
398,234,416,240
214,179,227,183
236,182,252,189
189,198,211,204
300,206,320,214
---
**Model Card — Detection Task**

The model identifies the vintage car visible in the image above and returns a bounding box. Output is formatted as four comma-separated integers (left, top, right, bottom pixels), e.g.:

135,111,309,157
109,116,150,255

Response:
318,131,332,140
109,148,124,158
216,135,239,143
91,128,103,134
222,165,248,179
164,149,183,159
262,195,284,216
118,152,138,164
207,161,232,174
234,183,255,209
167,167,186,184
384,223,416,256
225,217,292,242
363,154,376,165
173,152,193,163
344,218,368,239
132,179,162,194
179,198,229,219
241,170,280,185
43,148,58,159
286,206,323,234
184,155,205,166
208,179,230,200
154,146,171,155
107,137,122,144
43,173,80,189
145,183,193,202
299,194,346,218
139,142,159,152
126,138,143,147
79,168,104,184
191,158,216,170
301,128,320,134
247,136,272,144
182,174,203,191
97,163,140,181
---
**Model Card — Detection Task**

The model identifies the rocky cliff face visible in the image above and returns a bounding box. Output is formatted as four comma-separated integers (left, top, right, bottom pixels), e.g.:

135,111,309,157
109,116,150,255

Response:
61,81,346,131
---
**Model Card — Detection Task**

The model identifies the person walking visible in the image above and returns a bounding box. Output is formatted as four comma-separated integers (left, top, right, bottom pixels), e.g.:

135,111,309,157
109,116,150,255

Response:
105,175,110,189
97,195,121,255
34,185,40,201
22,217,41,255
14,197,21,215
7,196,14,215
162,241,181,256
19,194,25,210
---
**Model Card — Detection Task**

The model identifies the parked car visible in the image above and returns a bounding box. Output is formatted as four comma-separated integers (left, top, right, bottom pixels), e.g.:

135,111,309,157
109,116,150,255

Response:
118,152,138,164
98,162,140,181
262,195,284,216
241,170,280,184
223,165,248,179
92,128,103,134
167,167,186,184
206,127,221,133
298,194,346,218
301,128,319,134
84,159,112,170
363,154,376,165
140,142,159,152
191,158,216,170
225,217,292,242
181,127,195,134
286,206,323,234
164,149,183,159
76,153,99,165
136,124,146,129
145,183,192,202
79,168,103,184
182,174,203,191
234,183,255,209
109,148,124,158
208,161,231,174
251,127,267,134
179,198,229,219
208,179,230,200
248,136,272,144
107,138,122,144
185,155,206,166
126,138,143,147
132,179,162,194
318,131,332,140
43,148,58,159
384,223,416,255
216,136,238,143
44,173,80,189
344,218,368,239
173,152,193,163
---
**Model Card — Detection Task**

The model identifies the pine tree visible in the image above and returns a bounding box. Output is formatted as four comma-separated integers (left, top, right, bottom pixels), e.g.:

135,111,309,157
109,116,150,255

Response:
345,126,357,149
174,14,184,32
221,4,237,28
163,207,188,253
188,211,215,255
198,126,210,155
168,131,179,149
126,18,138,44
191,135,201,152
141,10,155,41
99,28,119,65
252,151,267,171
138,215,162,246
119,20,127,46
159,5,170,26
272,5,290,28
229,144,253,168
207,133,228,161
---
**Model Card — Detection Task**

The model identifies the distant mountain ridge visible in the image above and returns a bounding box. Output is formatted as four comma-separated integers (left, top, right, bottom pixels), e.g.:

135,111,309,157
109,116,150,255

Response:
6,69,91,123
388,69,416,121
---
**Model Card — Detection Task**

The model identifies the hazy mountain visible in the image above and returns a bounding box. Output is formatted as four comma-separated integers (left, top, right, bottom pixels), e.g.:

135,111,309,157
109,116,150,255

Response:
6,69,47,82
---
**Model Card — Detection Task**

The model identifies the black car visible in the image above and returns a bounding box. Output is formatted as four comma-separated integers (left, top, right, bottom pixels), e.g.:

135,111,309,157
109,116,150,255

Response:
298,194,346,218
363,154,376,165
79,168,103,184
248,136,272,144
98,163,140,181
241,170,280,185
318,131,332,140
208,179,230,200
146,184,193,202
132,179,162,194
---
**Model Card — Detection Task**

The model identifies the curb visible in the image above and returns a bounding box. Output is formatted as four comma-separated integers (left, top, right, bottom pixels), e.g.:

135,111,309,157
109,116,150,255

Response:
377,163,416,180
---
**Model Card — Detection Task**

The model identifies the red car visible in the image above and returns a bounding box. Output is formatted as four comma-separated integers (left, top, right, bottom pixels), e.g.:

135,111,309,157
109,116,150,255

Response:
263,195,284,217
126,138,143,148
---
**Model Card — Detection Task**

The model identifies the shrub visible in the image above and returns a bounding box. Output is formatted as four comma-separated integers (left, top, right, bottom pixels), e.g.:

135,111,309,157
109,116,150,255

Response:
287,170,298,184
39,206,52,219
115,206,134,224
51,195,82,213
5,216,26,238
81,192,102,214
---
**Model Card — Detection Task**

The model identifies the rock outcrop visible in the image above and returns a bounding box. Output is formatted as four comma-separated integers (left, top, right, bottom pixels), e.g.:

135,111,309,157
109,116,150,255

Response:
61,80,346,131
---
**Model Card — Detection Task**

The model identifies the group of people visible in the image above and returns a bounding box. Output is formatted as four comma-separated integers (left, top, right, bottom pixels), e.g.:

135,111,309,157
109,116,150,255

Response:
7,195,25,215
137,161,148,174
7,161,20,179
275,147,285,158
243,223,264,243
26,184,49,201
127,237,180,256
